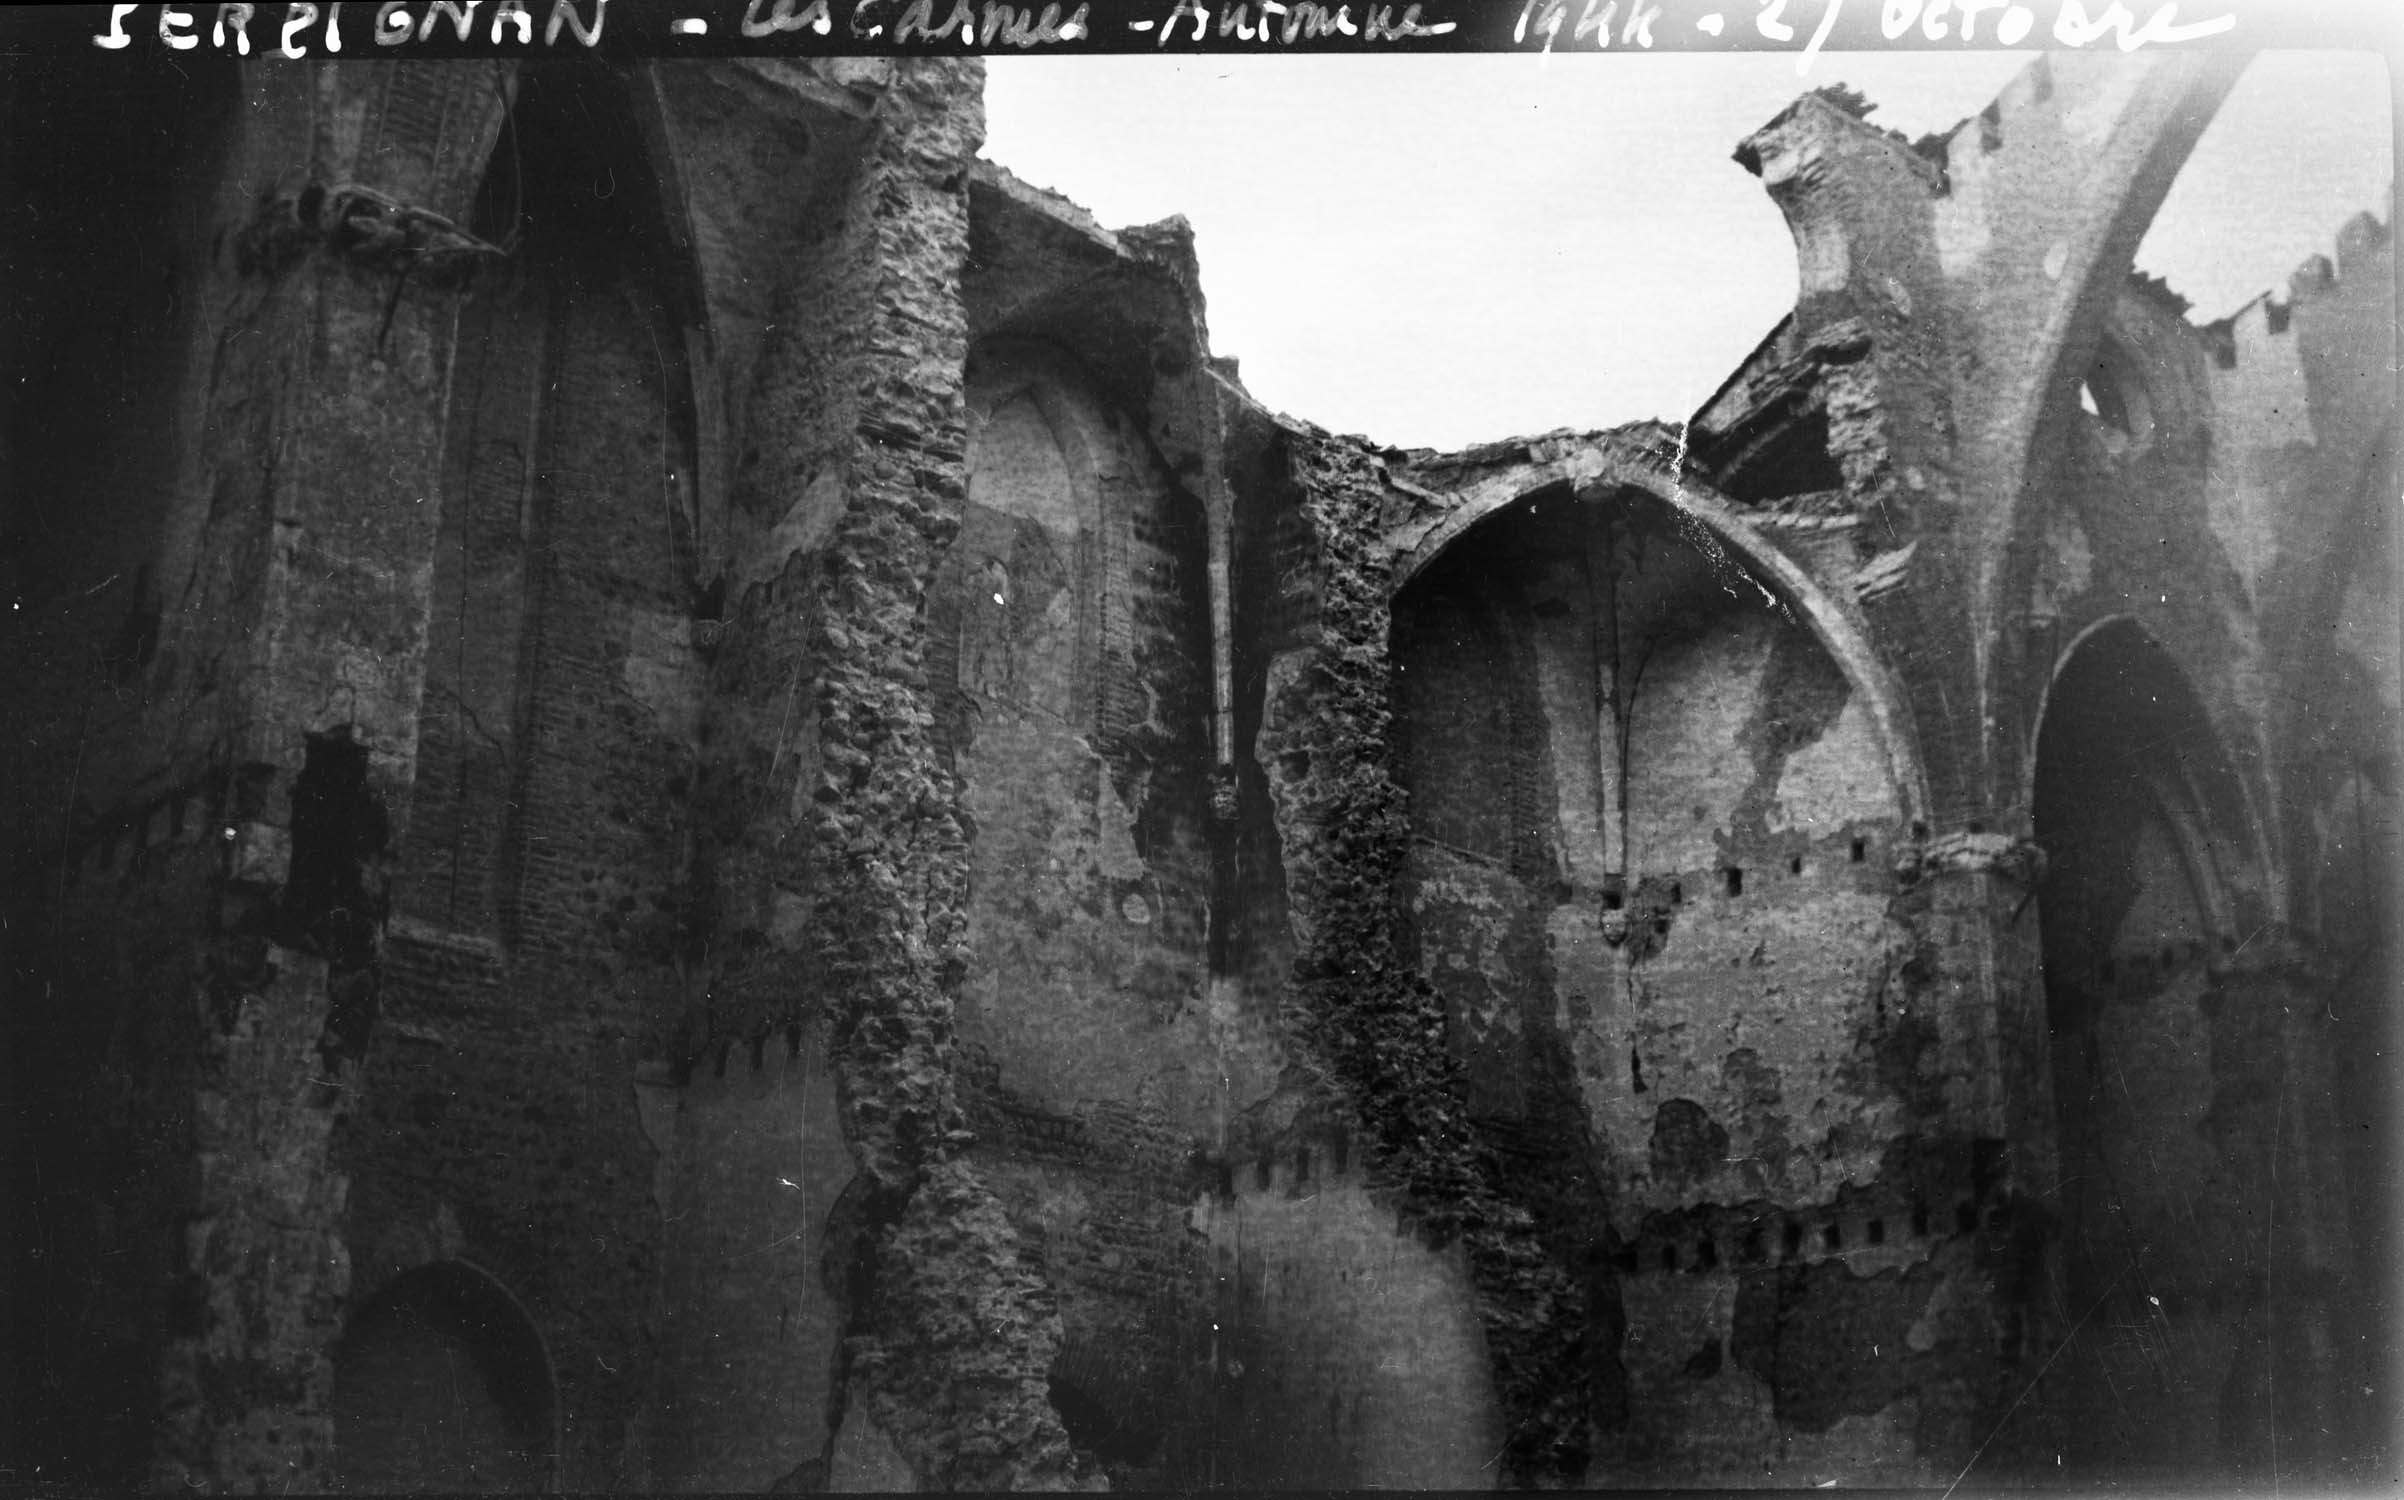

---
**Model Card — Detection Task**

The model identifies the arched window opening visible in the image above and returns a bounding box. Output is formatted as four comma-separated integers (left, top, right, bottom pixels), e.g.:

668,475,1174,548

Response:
1391,563,1548,876
331,1261,557,1493
396,59,704,945
2036,622,2244,995
2033,619,2261,1478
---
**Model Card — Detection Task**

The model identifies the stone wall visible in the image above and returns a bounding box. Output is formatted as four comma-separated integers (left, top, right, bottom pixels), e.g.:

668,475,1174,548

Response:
0,50,2391,1495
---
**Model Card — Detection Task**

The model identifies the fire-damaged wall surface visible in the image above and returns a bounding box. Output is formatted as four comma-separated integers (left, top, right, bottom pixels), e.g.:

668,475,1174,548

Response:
1,47,2393,1493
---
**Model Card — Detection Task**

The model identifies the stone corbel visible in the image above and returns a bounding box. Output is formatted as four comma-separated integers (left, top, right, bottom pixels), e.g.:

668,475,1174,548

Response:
1896,828,2046,888
236,180,509,285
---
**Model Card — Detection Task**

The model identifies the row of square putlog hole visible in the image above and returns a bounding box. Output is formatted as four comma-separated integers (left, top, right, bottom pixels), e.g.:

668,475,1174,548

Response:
1625,1196,2017,1276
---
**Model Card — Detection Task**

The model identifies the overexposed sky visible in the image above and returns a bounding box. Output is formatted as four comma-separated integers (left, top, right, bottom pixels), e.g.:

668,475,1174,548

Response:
983,51,2392,451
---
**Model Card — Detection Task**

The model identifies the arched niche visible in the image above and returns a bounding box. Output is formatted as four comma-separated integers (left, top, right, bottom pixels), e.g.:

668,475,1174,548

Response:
331,1260,558,1493
2031,618,2255,975
2030,617,2267,1474
1964,52,2246,690
1391,472,1917,1215
342,56,703,1482
932,338,1219,1116
394,58,704,944
927,339,1223,1486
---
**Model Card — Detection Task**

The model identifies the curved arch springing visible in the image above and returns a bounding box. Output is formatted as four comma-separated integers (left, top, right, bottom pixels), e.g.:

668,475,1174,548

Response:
1394,446,1929,829
2024,614,2271,916
331,1259,559,1493
1390,540,1556,880
1391,457,1923,1216
1969,52,2249,696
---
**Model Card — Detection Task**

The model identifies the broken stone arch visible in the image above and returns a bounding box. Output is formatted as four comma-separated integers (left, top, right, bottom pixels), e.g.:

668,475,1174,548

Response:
935,333,1219,1110
1385,441,1955,1351
1392,447,1930,830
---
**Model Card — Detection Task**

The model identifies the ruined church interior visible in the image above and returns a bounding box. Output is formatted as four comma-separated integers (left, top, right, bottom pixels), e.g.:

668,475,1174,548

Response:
1,37,2396,1493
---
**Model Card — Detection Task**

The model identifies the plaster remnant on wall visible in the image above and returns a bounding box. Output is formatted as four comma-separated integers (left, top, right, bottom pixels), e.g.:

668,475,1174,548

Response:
1771,698,1898,835
620,605,704,741
738,470,849,592
1192,1166,1506,1488
2029,502,2095,623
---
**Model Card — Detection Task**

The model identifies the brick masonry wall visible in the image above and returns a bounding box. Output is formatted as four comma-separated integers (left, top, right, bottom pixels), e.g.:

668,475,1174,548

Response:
393,280,547,938
1191,1138,1507,1489
961,1064,1216,1486
1383,467,2036,1484
332,95,704,1482
2013,212,2399,1477
642,1021,854,1491
643,77,864,1489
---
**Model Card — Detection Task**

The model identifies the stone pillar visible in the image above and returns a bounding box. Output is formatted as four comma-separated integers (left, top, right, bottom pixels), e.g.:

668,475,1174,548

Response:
150,61,513,1492
2196,938,2369,1480
1882,829,2059,1472
693,59,1085,1491
1895,832,2056,1190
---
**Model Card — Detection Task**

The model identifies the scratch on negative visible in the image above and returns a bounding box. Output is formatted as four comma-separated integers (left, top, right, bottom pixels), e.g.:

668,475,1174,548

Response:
1941,1264,2128,1499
